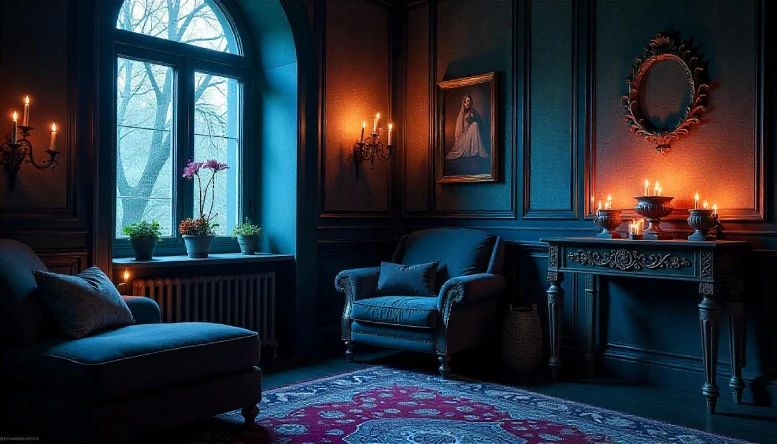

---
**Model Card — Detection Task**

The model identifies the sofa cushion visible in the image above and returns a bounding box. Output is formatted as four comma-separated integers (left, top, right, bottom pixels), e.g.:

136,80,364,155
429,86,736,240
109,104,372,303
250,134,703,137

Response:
0,239,53,348
351,296,439,329
393,228,496,285
32,267,135,338
375,261,438,297
3,322,260,402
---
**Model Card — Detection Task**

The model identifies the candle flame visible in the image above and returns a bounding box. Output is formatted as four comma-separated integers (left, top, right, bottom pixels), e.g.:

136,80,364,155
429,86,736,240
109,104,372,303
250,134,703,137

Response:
388,123,393,130
703,200,709,209
645,178,649,186
695,192,699,201
713,203,717,211
24,96,29,104
362,121,366,128
376,113,380,119
51,123,56,132
12,111,17,121
123,268,129,282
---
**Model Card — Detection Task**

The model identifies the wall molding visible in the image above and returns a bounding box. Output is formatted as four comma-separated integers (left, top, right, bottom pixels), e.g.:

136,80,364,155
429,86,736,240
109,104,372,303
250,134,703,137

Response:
38,250,89,275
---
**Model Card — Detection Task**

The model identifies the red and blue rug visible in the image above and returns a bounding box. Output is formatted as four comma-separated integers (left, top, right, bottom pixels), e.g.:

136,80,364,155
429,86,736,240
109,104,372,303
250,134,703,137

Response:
215,367,743,443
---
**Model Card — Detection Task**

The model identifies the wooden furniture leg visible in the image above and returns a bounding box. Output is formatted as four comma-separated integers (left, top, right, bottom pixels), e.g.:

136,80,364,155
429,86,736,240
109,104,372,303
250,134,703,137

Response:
727,298,746,404
584,274,598,378
698,283,721,414
547,271,564,382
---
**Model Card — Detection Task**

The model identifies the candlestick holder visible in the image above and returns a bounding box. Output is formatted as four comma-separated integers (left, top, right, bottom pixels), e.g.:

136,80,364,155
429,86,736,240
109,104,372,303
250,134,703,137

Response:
687,209,716,241
1,126,60,190
594,209,623,238
352,129,394,179
713,213,725,239
628,233,644,240
633,196,674,240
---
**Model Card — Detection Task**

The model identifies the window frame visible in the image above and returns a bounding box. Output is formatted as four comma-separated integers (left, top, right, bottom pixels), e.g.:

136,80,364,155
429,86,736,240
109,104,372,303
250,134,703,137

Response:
111,0,254,258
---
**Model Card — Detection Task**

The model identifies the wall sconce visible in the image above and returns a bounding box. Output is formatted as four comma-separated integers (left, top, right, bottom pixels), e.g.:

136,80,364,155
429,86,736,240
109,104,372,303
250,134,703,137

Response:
1,96,60,190
353,113,394,178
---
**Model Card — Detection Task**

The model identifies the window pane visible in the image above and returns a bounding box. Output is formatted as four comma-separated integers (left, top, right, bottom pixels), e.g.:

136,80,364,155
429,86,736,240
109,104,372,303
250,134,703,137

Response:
193,72,241,236
116,58,175,237
117,0,240,55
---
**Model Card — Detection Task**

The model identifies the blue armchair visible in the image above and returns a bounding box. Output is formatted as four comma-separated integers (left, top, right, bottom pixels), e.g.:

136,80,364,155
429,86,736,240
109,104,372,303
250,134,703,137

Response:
336,228,505,377
0,239,262,443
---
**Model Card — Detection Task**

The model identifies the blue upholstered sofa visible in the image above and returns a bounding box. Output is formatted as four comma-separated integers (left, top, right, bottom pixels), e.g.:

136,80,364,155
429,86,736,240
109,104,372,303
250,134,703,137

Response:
0,239,262,442
336,228,506,377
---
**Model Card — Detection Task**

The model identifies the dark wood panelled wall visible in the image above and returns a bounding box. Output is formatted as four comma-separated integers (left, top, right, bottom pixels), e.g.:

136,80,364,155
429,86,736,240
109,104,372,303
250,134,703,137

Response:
311,0,777,404
1,0,774,404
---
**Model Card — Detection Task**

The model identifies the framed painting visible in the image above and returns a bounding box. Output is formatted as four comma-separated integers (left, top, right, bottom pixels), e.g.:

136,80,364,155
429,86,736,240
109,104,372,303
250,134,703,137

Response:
435,72,498,183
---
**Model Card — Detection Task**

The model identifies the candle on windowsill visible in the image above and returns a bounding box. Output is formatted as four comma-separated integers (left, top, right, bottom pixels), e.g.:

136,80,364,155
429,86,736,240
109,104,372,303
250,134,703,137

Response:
11,112,17,144
22,96,30,127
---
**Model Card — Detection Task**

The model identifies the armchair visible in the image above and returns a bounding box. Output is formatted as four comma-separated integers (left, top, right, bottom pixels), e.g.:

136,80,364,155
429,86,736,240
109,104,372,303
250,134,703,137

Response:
336,228,505,377
0,239,262,442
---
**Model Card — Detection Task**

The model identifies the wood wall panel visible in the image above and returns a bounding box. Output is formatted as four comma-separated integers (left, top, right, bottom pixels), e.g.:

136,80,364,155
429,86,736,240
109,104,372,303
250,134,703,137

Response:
321,1,391,216
38,250,88,275
524,0,576,219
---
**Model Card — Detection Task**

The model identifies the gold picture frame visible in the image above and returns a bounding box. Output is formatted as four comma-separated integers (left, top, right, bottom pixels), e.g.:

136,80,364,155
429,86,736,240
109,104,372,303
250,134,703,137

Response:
436,72,498,183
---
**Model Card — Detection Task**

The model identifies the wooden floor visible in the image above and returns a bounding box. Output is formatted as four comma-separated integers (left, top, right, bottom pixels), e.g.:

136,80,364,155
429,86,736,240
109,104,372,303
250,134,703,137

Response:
264,350,777,444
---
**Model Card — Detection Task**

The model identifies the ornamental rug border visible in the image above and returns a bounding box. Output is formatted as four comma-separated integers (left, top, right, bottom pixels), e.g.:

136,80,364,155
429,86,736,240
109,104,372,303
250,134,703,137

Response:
214,366,745,444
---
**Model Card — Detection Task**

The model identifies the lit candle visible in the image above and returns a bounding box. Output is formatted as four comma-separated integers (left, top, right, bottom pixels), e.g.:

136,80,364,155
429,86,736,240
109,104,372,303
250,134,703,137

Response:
639,219,644,233
22,96,30,127
644,178,649,196
373,112,380,133
657,187,662,197
598,200,602,211
11,112,17,144
606,194,613,209
49,123,57,150
123,268,130,283
388,123,393,145
712,203,717,215
694,192,699,209
703,200,709,209
359,121,365,143
654,181,659,196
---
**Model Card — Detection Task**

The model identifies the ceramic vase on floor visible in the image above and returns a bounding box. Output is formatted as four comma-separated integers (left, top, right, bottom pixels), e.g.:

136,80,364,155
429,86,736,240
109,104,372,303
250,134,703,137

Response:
183,234,215,258
502,304,543,372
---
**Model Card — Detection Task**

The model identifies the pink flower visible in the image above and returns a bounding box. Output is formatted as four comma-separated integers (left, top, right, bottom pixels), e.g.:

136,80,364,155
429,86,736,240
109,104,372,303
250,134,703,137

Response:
182,160,204,178
203,159,229,172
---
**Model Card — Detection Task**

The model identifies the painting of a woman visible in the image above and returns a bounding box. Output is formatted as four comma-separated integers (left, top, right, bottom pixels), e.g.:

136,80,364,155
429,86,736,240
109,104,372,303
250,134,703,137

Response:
436,72,498,183
445,95,488,160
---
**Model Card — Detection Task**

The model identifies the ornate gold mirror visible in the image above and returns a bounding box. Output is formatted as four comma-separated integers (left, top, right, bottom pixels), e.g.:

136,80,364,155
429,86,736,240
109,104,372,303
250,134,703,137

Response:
622,33,709,155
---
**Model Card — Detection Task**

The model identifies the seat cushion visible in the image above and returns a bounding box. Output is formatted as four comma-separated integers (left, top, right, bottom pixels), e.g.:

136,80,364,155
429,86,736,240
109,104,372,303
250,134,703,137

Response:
3,322,260,402
351,296,439,329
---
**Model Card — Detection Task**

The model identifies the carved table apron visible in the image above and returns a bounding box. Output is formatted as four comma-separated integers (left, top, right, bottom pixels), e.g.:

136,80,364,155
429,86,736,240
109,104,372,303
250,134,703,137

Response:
541,237,747,414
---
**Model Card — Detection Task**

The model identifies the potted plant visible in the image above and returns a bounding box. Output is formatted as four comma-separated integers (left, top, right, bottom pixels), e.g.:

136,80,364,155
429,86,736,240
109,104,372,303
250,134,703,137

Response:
232,217,262,255
122,220,162,261
179,159,229,258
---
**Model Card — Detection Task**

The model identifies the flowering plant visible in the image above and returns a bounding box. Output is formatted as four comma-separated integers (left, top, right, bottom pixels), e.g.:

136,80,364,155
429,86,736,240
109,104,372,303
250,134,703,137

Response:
178,159,229,236
232,217,262,237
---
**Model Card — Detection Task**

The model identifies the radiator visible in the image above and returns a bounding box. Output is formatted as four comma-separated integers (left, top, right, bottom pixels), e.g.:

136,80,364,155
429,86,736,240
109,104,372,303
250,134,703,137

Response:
131,273,277,352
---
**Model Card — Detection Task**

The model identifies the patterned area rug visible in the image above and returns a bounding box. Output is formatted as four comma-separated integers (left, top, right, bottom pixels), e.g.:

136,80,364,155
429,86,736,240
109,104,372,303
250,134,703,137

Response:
213,367,744,443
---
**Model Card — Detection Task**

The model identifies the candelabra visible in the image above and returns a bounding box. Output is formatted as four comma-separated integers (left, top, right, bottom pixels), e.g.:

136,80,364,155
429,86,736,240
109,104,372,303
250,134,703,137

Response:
1,125,60,190
352,129,394,179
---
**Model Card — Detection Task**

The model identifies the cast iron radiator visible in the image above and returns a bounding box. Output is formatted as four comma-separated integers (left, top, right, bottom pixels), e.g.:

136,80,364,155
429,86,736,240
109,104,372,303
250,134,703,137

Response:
131,273,277,353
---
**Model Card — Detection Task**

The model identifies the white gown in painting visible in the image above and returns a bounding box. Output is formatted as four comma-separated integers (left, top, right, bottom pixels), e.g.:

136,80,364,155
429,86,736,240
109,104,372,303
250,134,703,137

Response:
445,94,488,160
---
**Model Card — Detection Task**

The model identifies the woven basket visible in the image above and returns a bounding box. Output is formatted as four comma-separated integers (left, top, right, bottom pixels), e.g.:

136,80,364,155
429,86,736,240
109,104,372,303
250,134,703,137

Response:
502,303,543,372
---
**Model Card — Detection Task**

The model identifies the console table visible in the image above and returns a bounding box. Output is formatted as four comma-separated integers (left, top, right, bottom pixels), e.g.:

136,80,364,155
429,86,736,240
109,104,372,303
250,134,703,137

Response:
541,237,747,414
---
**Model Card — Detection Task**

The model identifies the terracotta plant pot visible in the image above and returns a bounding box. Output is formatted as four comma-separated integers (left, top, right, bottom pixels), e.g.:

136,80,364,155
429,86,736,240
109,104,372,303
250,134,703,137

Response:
182,234,215,258
130,237,158,261
237,234,260,255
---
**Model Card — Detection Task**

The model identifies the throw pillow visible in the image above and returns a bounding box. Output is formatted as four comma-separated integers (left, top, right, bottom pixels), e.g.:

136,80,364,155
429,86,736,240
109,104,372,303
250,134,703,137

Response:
376,261,439,297
32,267,135,339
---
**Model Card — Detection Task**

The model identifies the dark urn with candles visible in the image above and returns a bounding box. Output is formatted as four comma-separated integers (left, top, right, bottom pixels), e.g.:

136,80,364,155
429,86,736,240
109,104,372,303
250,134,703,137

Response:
594,209,622,239
687,209,716,241
634,196,674,240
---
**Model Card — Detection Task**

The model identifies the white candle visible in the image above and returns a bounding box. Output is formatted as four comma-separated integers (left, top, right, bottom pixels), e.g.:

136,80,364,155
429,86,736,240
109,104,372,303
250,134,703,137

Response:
11,112,17,144
606,194,613,209
387,123,393,145
657,187,662,196
373,113,379,134
703,200,708,209
644,178,649,196
22,96,30,127
49,123,57,150
360,121,365,143
654,181,659,196
713,203,717,215
694,192,699,209
598,200,602,211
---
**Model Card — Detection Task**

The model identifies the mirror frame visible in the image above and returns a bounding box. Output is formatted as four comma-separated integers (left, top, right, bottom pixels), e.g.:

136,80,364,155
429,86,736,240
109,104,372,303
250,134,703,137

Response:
622,33,709,155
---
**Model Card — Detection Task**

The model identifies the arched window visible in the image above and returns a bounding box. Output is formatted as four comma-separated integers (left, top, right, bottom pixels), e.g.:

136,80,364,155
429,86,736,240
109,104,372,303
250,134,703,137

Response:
113,0,252,251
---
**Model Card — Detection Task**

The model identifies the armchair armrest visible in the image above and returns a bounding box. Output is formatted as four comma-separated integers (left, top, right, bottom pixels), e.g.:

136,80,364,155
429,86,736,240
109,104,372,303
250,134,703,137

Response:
437,273,506,314
335,267,381,302
123,296,161,324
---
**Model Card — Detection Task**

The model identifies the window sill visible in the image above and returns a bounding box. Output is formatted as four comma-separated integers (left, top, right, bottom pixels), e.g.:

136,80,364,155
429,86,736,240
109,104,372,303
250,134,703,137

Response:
113,253,294,270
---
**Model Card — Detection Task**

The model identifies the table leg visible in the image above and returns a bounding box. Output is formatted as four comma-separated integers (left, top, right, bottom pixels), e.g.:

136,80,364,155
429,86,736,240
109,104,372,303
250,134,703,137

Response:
699,283,721,414
547,271,564,382
727,299,746,404
584,274,598,378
